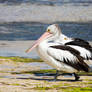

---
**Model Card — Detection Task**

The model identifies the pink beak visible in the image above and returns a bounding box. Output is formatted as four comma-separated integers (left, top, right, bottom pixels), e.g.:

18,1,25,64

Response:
25,32,52,53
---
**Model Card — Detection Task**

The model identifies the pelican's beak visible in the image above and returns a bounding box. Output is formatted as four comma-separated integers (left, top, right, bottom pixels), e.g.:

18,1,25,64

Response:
25,32,52,53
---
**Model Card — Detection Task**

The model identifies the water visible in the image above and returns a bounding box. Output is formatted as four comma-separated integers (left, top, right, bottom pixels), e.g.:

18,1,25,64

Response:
0,22,45,41
0,0,92,57
0,22,92,41
0,22,92,58
25,62,53,70
0,0,92,6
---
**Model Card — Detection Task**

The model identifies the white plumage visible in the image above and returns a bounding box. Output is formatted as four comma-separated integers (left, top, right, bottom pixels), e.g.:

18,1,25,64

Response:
48,47,77,63
68,45,92,59
56,30,92,60
37,41,78,73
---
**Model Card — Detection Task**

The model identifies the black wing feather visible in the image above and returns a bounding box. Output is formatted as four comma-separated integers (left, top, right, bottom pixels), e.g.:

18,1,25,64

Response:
65,38,92,52
50,45,89,72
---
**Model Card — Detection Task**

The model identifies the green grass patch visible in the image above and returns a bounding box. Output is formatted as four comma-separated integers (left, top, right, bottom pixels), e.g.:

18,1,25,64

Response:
33,86,51,90
12,69,56,74
12,68,92,76
78,71,92,76
0,56,43,62
61,87,92,92
33,83,63,90
29,69,92,76
33,84,92,91
11,83,21,86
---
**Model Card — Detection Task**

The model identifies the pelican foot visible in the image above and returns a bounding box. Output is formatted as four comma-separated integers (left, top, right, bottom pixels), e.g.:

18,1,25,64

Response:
53,70,60,81
74,73,80,81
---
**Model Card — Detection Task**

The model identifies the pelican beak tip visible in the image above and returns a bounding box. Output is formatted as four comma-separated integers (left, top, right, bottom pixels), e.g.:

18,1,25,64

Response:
25,50,29,53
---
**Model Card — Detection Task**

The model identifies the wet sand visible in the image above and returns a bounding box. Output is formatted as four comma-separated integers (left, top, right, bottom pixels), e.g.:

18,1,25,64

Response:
0,58,92,92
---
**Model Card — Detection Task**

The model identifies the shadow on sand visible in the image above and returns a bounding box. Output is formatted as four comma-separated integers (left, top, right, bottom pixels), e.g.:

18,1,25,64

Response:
16,77,82,82
16,73,82,82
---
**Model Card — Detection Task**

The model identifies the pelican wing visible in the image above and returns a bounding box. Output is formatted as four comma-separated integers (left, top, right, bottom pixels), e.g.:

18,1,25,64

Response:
47,45,89,72
65,38,92,60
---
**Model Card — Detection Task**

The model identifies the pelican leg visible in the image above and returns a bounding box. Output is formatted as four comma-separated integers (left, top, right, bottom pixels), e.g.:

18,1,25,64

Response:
54,70,59,81
73,73,80,81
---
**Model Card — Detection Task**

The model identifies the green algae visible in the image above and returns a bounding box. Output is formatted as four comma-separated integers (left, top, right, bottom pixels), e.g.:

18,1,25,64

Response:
0,56,43,62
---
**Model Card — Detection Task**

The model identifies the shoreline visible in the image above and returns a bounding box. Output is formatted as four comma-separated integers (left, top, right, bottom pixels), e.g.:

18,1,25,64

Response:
0,40,92,58
0,41,38,58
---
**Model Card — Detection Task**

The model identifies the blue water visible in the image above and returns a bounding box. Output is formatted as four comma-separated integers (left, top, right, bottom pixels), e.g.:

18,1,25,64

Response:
0,22,92,41
0,0,92,41
0,0,92,6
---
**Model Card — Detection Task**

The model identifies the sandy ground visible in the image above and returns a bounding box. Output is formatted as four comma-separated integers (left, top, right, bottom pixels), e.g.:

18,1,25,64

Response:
0,76,92,92
0,59,91,92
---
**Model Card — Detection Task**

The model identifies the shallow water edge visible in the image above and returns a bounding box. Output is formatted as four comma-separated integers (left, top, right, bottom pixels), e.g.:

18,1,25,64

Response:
0,41,92,58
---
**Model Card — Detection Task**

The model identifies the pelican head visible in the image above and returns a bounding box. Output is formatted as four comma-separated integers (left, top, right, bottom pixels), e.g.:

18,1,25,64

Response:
26,24,61,53
47,24,61,35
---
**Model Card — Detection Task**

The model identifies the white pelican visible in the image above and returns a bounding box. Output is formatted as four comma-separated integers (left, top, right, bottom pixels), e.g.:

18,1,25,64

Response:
26,24,89,81
56,25,92,62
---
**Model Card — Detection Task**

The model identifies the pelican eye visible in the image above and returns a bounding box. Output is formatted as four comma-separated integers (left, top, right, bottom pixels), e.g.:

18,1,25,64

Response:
47,29,50,32
64,38,67,40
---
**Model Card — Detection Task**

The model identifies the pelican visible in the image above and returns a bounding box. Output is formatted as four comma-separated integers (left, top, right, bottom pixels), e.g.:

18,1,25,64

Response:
26,24,89,81
56,26,92,62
